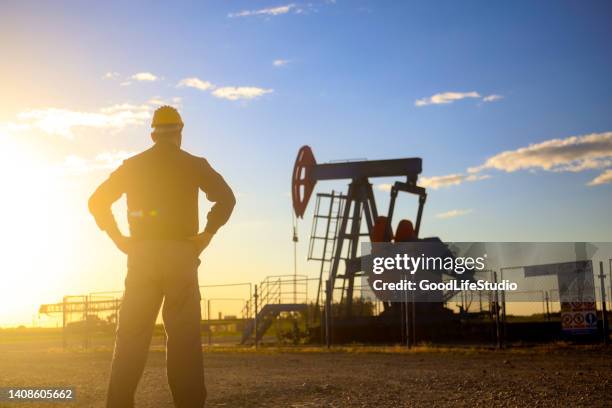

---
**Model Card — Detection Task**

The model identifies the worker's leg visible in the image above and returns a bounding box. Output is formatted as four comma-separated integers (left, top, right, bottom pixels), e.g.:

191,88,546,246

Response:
107,245,163,408
162,242,206,408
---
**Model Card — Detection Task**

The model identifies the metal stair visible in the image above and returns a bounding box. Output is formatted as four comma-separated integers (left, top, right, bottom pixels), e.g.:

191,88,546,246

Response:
241,303,308,344
240,275,308,344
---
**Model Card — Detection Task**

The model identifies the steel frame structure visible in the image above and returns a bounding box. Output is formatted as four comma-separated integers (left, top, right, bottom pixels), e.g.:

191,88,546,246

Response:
292,145,426,316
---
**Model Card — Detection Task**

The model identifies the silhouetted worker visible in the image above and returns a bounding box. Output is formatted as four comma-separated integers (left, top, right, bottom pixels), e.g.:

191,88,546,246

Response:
89,106,235,408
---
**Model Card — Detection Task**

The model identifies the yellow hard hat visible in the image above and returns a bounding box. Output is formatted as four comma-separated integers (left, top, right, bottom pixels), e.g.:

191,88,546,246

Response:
151,106,183,128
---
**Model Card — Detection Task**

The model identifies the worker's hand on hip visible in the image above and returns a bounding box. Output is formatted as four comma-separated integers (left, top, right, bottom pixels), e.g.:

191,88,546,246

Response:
190,232,213,255
108,231,132,254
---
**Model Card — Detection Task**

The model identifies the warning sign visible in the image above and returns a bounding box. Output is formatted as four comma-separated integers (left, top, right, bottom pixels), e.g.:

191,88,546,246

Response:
525,260,598,336
561,302,598,334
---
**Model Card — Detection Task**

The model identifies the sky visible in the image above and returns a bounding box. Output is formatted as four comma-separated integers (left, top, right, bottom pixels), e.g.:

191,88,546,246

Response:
0,1,611,326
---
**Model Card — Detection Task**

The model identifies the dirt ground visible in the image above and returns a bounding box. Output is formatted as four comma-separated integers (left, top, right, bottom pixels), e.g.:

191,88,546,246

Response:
0,344,610,407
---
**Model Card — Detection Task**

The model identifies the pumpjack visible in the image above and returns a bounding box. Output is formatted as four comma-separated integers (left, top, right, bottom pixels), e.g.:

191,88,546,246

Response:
292,145,430,317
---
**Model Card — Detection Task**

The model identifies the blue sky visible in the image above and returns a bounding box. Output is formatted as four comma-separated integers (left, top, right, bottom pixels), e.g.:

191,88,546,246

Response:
1,1,611,324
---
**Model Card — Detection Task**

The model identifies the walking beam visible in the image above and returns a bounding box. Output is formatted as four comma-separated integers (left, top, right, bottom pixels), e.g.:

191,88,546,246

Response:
292,145,422,218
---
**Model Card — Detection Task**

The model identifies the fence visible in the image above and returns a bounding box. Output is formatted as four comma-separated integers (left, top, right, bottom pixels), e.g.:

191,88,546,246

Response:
37,264,612,349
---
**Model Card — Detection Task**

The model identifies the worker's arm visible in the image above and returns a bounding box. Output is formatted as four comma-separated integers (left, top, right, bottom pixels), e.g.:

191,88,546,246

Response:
191,158,236,253
88,164,131,254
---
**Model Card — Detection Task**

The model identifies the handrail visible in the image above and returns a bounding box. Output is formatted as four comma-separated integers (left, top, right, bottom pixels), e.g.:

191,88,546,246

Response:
241,275,309,319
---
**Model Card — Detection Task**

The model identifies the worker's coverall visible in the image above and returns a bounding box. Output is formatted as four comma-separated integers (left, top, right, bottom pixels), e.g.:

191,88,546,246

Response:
88,141,235,408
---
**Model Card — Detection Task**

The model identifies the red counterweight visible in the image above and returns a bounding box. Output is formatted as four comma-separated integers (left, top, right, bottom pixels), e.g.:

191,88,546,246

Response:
292,145,317,218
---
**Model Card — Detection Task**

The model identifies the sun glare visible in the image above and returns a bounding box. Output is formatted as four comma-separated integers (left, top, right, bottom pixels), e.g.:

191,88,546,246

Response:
0,132,77,326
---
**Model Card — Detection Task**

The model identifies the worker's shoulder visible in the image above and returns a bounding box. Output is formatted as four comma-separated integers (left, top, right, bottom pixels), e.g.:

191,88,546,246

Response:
178,148,210,167
121,147,154,167
119,146,210,171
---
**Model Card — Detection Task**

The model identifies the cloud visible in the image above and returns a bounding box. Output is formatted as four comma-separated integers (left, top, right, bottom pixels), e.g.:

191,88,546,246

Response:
372,132,612,193
415,91,505,107
415,91,481,107
380,132,612,190
468,132,612,174
419,174,464,189
436,209,473,219
98,103,151,114
147,97,165,106
175,74,274,103
131,72,158,82
177,77,215,91
588,169,612,186
0,122,30,133
483,94,503,103
273,59,291,67
103,72,119,80
176,77,272,102
120,81,132,87
228,1,336,17
212,86,273,101
63,151,136,173
377,174,489,191
427,131,612,189
229,4,296,17
9,103,153,138
147,96,182,107
419,173,490,190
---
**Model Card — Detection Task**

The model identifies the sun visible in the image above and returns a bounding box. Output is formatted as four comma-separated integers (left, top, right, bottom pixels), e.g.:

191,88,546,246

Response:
0,132,77,326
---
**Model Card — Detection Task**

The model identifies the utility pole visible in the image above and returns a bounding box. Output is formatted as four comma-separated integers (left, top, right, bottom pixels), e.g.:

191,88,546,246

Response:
292,215,298,303
402,272,411,348
325,279,332,348
609,259,612,321
84,295,89,350
62,296,67,350
545,291,550,321
499,267,508,347
207,299,211,346
493,271,501,349
598,262,609,345
411,294,416,346
254,285,259,349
